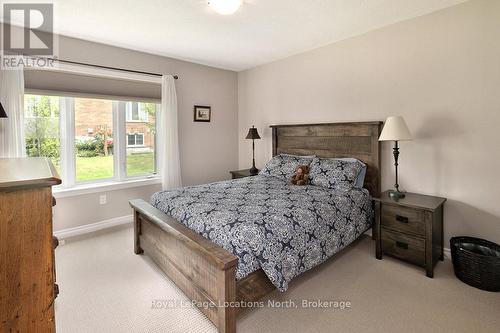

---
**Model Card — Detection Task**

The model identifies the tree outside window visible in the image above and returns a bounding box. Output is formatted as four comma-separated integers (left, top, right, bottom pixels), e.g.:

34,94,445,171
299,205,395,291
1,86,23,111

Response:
24,95,61,171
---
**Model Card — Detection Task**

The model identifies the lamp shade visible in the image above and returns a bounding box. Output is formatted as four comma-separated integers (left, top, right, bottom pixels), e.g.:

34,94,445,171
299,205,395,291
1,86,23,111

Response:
379,116,412,141
0,102,7,118
245,126,261,140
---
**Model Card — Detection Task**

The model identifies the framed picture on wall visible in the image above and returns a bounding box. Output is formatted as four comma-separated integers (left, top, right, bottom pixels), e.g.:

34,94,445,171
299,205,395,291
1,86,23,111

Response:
194,105,211,122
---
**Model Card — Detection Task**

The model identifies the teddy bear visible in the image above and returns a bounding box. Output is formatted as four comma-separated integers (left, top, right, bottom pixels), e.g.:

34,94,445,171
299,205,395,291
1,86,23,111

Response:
291,165,310,185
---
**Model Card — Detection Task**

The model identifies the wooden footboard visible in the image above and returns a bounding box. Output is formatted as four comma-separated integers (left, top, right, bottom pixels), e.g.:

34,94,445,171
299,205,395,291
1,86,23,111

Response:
130,199,238,333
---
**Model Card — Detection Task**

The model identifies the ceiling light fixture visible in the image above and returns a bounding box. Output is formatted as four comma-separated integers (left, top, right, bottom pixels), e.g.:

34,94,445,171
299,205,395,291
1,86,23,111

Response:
208,0,242,15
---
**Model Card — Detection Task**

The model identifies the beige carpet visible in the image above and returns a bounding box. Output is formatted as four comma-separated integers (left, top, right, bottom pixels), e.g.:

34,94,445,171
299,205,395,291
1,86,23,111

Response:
55,226,500,333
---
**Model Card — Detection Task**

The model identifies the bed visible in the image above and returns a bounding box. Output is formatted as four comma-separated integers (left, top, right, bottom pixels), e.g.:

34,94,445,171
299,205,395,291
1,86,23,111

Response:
129,121,382,333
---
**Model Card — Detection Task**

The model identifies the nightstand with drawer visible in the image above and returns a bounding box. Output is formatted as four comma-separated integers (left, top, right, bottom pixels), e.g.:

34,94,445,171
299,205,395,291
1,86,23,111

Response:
374,191,447,278
229,169,258,179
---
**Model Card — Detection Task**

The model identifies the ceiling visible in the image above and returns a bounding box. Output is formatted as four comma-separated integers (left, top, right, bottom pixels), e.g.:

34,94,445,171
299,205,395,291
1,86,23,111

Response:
3,0,467,71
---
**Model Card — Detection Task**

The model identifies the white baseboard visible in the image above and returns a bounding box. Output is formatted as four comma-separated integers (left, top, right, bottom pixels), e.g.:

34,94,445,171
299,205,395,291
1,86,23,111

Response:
443,247,451,260
54,217,454,260
54,215,133,240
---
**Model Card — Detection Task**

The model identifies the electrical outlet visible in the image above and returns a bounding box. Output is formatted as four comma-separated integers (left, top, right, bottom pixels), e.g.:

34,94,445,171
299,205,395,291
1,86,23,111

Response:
99,194,107,205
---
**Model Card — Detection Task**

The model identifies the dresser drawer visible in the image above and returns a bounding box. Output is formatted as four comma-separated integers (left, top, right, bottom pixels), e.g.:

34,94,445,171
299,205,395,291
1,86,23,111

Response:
381,228,425,267
381,204,425,236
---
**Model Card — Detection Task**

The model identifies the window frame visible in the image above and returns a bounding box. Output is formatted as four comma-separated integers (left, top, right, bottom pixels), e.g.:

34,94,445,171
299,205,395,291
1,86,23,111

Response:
24,93,160,189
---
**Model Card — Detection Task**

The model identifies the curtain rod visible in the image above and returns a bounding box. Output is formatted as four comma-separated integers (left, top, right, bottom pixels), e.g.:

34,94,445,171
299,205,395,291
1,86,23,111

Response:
52,58,179,80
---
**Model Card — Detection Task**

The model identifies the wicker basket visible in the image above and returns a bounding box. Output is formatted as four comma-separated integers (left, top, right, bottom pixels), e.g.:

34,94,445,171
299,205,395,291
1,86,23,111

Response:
450,236,500,292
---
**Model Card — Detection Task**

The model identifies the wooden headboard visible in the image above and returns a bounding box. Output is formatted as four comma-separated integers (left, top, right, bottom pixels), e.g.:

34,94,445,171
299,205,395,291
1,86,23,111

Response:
270,122,383,197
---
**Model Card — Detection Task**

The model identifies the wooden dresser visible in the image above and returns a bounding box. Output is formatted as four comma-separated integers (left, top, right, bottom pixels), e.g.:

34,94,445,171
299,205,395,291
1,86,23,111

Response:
0,158,61,332
374,191,447,278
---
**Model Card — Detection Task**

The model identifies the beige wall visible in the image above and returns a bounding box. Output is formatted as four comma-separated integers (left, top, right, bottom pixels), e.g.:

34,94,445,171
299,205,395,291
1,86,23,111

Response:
238,0,500,244
49,34,238,231
53,185,161,231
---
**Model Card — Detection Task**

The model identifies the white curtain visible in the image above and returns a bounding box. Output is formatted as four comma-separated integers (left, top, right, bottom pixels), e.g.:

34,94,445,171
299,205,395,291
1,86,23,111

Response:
0,67,25,158
159,75,182,190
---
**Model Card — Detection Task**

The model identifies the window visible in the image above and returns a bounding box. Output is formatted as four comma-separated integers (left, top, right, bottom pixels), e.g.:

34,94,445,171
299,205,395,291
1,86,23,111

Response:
126,102,148,122
24,94,159,188
127,133,144,147
75,98,114,182
25,95,59,118
24,95,61,173
126,102,157,177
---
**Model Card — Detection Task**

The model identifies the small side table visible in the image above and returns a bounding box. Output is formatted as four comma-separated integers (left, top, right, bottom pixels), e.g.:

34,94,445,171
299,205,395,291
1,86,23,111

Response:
373,191,447,278
229,169,258,179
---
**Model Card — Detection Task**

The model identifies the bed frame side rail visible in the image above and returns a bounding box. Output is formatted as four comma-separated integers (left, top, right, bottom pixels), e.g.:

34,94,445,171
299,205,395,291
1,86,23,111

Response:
129,199,238,333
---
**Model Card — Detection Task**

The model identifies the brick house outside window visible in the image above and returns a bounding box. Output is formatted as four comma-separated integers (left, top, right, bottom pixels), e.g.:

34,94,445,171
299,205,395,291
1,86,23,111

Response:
75,99,156,154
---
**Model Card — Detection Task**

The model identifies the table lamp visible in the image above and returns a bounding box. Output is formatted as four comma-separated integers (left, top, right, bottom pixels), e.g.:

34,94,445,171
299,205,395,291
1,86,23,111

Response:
245,125,261,175
379,116,412,199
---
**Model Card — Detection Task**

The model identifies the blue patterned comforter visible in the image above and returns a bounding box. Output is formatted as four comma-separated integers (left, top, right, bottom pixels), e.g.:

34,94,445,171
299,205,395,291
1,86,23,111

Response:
151,175,373,292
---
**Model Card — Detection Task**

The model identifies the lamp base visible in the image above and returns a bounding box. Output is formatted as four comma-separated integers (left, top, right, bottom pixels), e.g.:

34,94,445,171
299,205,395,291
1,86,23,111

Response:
249,166,259,175
388,190,406,200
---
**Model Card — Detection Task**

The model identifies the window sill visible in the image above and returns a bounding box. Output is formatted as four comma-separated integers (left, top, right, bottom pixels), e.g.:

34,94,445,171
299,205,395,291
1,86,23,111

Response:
53,177,162,199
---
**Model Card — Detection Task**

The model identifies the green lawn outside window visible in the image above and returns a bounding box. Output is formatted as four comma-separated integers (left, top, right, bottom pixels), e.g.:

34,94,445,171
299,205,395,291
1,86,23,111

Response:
75,152,155,182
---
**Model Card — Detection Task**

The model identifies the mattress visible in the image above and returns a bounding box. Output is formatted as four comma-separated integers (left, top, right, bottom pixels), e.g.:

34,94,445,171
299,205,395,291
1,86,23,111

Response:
151,175,373,291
